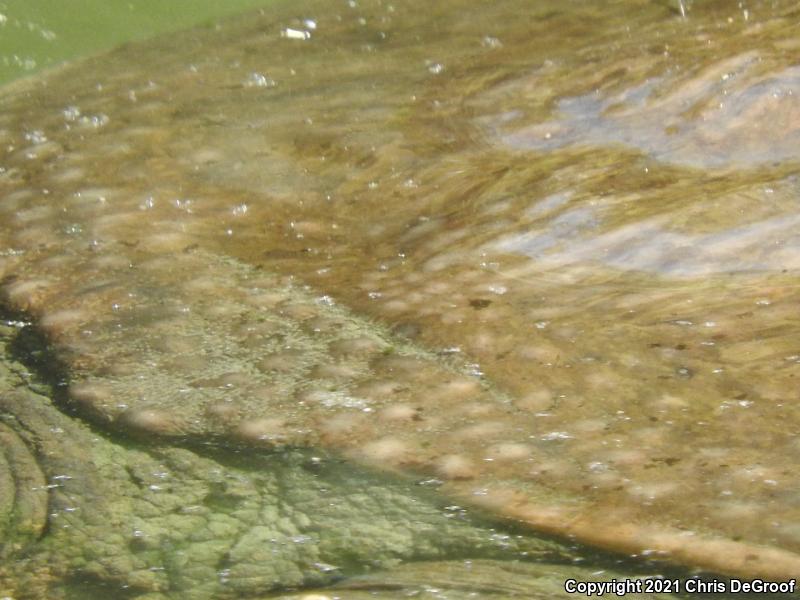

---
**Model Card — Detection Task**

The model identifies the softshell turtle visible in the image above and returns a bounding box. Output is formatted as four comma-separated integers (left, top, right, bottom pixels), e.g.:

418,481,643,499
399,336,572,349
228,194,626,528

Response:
2,0,800,595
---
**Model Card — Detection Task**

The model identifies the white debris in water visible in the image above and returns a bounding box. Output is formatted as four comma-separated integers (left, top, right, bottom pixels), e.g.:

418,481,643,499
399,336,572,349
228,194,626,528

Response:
282,27,311,40
243,72,276,88
541,431,573,441
78,114,109,129
427,62,444,75
24,130,47,144
587,461,608,472
63,106,81,121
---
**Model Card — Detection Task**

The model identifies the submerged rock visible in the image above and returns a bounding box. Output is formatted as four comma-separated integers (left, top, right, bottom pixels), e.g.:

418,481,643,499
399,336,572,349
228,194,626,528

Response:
2,0,800,590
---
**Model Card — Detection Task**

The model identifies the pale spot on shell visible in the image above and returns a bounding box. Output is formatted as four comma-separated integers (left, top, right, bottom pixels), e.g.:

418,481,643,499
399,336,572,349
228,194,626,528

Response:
584,370,619,390
49,166,86,183
461,402,494,418
429,377,482,404
515,389,554,412
118,408,184,435
439,308,468,325
143,231,195,253
3,189,35,208
40,254,79,271
587,471,624,490
3,278,53,310
235,418,289,445
514,503,582,535
206,401,241,423
290,220,327,235
91,212,140,238
16,140,62,161
605,449,649,468
631,426,668,446
572,418,609,433
434,454,478,480
14,205,55,224
381,299,409,313
527,458,575,480
469,487,531,514
516,343,562,363
626,481,680,502
89,254,132,270
68,382,112,412
378,404,419,422
190,148,224,164
486,442,533,462
423,281,452,295
249,384,281,403
354,380,404,402
714,500,765,522
454,421,506,440
205,302,245,319
653,394,690,410
40,308,90,336
359,437,413,465
244,291,287,309
318,412,371,443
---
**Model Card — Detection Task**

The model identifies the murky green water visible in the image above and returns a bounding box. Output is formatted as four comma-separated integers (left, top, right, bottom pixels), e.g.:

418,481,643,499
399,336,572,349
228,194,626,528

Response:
1,0,800,597
0,0,274,85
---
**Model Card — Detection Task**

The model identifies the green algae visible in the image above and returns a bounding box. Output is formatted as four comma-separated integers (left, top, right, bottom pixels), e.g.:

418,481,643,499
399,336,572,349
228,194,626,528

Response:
0,0,279,86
